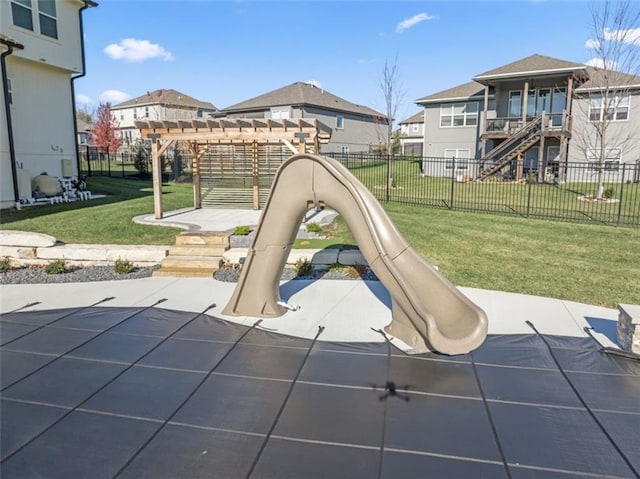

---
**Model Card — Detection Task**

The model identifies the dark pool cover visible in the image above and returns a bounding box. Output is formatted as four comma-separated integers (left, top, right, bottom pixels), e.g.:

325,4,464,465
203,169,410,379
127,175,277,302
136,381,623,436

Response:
1,305,639,478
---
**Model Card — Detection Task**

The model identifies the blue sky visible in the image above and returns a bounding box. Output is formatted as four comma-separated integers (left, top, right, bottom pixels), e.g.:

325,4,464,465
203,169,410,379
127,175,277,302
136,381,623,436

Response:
76,0,606,123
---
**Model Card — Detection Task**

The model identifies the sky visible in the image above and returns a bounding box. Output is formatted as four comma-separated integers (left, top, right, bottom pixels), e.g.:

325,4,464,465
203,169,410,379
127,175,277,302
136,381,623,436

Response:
76,0,611,123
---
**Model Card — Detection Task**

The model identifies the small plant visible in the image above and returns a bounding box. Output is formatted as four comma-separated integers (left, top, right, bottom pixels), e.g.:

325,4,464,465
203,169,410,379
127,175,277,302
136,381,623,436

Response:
603,187,616,199
114,258,134,274
294,258,314,277
328,262,344,273
45,259,66,275
0,256,11,273
233,225,251,236
345,263,369,279
306,222,322,234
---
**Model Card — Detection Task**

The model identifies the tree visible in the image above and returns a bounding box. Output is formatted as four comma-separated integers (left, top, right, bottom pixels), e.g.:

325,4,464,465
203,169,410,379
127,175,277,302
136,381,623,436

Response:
92,102,122,155
76,105,94,124
379,54,405,189
574,0,640,199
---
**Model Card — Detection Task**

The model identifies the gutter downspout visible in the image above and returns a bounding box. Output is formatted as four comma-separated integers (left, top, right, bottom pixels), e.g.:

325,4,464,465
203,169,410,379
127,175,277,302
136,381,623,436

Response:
71,0,97,178
1,37,25,204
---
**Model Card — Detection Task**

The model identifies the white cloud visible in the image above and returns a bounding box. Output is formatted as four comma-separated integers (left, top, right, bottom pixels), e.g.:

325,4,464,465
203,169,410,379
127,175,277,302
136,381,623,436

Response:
75,93,92,105
396,13,435,34
604,27,640,46
104,38,174,63
586,58,617,70
99,89,131,104
585,39,600,49
306,79,322,88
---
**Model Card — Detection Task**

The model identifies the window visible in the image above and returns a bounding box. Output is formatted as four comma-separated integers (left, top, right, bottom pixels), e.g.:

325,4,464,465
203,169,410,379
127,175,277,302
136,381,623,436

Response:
341,146,349,154
336,115,344,129
120,114,124,121
443,148,470,169
144,106,149,118
440,102,478,127
11,0,33,30
271,108,290,120
133,109,137,120
38,0,57,39
508,91,522,117
587,147,622,170
589,93,629,122
11,0,57,38
411,123,420,133
197,109,203,118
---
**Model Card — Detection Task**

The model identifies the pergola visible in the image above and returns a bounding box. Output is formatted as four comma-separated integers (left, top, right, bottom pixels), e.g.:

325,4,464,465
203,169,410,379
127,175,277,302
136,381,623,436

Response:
135,118,331,218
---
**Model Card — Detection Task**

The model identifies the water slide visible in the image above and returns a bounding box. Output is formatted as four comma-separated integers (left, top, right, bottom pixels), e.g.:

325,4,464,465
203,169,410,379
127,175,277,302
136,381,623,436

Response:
222,154,488,355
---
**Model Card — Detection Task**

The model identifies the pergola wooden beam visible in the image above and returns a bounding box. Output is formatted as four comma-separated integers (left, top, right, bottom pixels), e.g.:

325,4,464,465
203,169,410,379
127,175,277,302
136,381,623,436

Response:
136,118,331,217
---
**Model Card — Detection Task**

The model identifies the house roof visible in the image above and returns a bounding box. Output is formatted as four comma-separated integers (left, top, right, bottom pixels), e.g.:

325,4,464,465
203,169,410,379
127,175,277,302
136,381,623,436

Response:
399,111,424,124
577,66,640,91
416,81,487,105
473,54,586,83
76,117,92,132
222,82,385,119
112,89,217,111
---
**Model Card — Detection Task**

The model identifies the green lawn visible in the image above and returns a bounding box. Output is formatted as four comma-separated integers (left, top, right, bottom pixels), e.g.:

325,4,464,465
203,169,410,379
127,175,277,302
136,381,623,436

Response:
1,176,638,308
0,177,193,245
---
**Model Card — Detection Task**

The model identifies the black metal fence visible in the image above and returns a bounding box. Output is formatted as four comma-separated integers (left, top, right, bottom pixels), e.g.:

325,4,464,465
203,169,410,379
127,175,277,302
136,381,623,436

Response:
327,152,640,227
78,146,191,182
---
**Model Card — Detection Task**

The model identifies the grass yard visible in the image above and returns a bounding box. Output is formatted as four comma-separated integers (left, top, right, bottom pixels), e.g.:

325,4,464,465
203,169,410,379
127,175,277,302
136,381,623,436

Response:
0,177,193,244
1,176,638,307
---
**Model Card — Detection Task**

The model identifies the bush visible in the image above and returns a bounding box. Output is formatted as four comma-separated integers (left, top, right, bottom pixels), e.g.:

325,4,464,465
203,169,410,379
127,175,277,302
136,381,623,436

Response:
0,256,11,273
345,263,369,279
45,259,66,275
114,258,134,274
233,225,251,236
603,187,616,199
294,258,314,277
306,222,322,233
133,143,149,175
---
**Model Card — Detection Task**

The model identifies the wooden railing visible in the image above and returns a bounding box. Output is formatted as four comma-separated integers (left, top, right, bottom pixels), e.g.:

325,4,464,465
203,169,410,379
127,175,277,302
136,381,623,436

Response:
485,111,569,135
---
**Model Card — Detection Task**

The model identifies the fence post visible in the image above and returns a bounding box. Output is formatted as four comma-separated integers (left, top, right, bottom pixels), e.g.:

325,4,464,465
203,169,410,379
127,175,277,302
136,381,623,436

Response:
121,152,125,178
526,180,532,218
386,154,391,203
449,157,456,209
616,163,626,226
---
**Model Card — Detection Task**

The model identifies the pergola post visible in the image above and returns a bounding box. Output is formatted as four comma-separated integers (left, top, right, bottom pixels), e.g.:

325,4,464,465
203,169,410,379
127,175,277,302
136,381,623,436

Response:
252,140,259,209
149,134,163,219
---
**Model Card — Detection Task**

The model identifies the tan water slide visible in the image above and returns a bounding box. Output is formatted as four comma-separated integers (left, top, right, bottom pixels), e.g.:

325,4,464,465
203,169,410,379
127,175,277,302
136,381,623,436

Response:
222,154,488,355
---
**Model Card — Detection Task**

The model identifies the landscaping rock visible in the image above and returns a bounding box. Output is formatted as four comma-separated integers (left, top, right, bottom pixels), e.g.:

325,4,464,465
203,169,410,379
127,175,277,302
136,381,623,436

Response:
0,230,56,247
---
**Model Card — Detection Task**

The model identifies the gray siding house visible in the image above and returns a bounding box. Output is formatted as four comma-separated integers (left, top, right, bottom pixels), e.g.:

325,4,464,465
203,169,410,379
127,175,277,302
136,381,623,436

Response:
398,111,425,156
416,54,640,182
220,82,387,154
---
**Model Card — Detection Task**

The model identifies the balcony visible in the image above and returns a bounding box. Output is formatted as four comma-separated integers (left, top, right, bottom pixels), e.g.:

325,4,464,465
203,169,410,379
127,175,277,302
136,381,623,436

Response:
483,111,571,140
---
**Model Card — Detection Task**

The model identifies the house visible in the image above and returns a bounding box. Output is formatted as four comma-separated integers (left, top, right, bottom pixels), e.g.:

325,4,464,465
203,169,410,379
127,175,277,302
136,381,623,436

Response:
76,115,92,146
0,0,96,209
398,111,425,156
111,89,217,149
415,54,640,182
219,81,387,154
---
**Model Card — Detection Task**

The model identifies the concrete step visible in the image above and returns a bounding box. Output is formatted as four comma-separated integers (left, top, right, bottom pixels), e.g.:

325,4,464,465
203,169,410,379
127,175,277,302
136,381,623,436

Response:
168,245,227,257
152,267,216,278
175,232,230,247
159,255,222,270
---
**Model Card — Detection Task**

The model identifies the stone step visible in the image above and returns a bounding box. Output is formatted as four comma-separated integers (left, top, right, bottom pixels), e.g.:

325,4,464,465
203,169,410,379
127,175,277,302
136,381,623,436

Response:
175,232,230,247
152,267,216,278
159,255,222,270
168,245,227,257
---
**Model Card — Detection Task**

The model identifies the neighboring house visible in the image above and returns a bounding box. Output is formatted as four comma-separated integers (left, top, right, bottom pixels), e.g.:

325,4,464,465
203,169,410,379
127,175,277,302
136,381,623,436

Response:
219,81,387,154
111,89,217,148
76,116,92,146
0,0,96,208
398,111,425,156
416,54,640,182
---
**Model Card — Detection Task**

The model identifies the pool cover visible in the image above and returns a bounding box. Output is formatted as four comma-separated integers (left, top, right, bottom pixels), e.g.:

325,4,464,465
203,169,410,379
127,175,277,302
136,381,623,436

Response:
1,304,639,478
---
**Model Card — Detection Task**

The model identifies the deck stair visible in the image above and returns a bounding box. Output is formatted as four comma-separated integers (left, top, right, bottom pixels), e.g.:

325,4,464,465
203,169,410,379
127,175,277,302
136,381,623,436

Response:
478,117,542,181
152,231,230,277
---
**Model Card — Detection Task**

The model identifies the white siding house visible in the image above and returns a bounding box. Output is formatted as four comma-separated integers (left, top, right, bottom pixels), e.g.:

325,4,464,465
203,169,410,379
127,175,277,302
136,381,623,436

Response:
111,89,217,149
1,0,95,208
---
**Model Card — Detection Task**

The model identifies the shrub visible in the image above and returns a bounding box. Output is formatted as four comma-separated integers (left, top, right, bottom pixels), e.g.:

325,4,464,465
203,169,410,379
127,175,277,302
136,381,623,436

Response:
45,259,66,275
0,256,11,273
294,258,314,277
114,258,134,274
306,222,322,233
345,263,368,279
234,225,251,236
133,143,149,175
603,187,616,199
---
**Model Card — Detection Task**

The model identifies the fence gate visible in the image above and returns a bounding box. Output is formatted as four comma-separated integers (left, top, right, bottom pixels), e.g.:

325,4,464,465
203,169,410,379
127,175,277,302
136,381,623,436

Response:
199,143,289,209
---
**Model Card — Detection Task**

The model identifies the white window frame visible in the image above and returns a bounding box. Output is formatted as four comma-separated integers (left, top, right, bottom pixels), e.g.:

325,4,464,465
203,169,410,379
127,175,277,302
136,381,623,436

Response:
589,93,629,122
411,123,420,133
271,108,290,120
144,106,149,118
440,102,478,128
443,148,470,169
336,115,344,130
11,0,58,39
341,145,349,154
586,147,622,170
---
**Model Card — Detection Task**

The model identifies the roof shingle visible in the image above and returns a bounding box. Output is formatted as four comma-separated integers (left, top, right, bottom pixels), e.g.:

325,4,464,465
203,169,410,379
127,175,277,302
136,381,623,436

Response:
112,89,217,111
